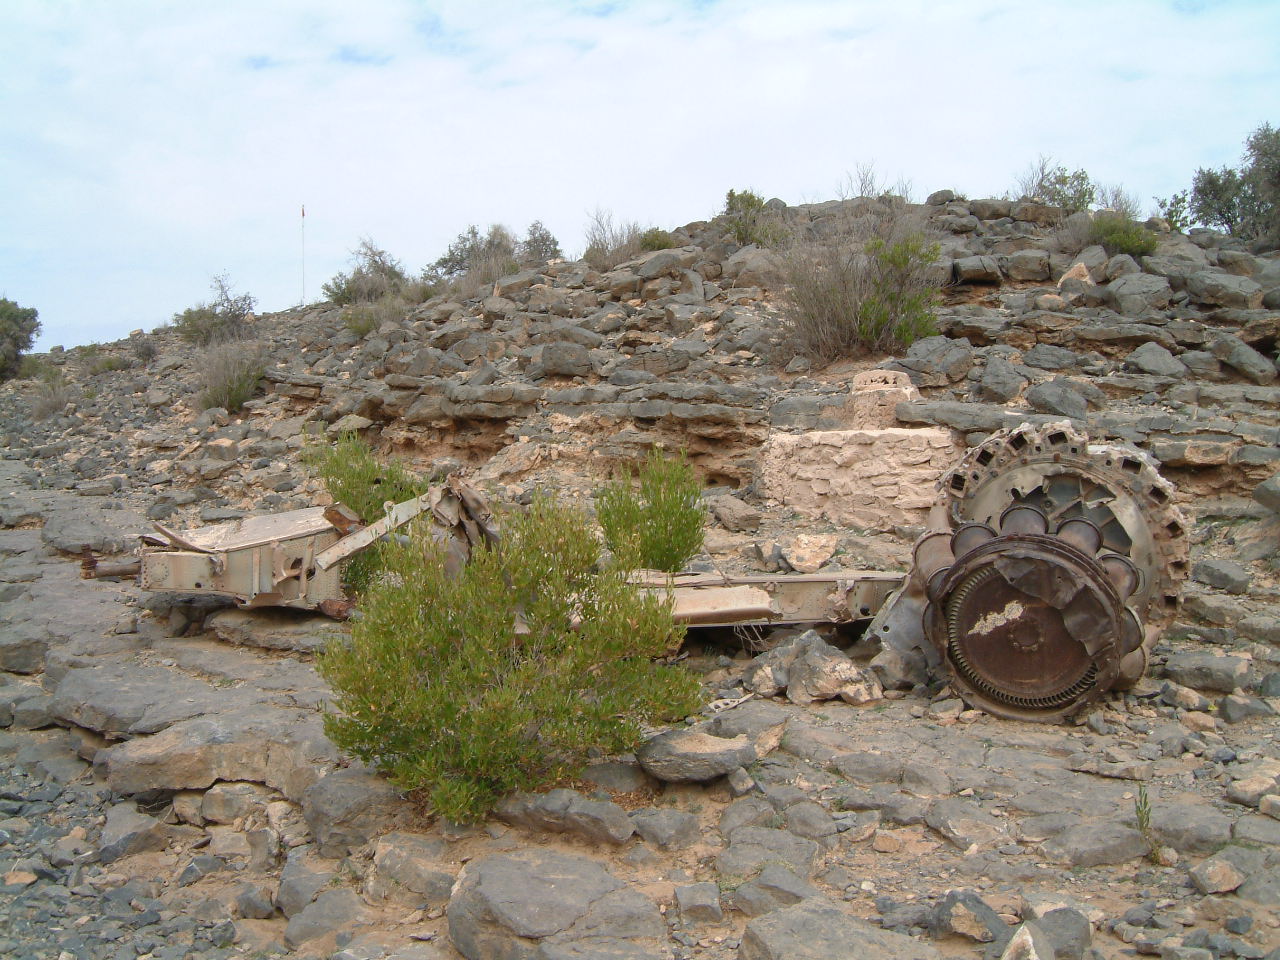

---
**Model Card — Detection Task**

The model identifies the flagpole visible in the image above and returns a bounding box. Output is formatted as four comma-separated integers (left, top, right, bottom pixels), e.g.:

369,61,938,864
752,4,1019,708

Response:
301,203,307,306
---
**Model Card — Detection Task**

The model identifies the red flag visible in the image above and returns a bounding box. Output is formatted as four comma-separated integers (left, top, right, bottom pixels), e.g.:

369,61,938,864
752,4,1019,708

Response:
301,204,306,218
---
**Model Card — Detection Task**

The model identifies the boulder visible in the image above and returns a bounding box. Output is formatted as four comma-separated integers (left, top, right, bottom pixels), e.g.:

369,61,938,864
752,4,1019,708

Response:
890,336,974,387
1106,273,1172,316
1208,333,1277,384
1124,342,1186,377
955,256,1001,284
448,850,665,960
637,728,756,783
1026,379,1089,419
302,767,410,857
494,789,635,845
740,898,942,960
1187,270,1264,308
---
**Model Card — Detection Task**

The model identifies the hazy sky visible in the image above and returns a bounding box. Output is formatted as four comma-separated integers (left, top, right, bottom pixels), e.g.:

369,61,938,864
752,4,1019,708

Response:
3,0,1277,351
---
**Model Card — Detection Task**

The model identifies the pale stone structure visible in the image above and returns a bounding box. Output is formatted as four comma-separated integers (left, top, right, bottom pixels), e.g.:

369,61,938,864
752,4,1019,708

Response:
758,427,962,531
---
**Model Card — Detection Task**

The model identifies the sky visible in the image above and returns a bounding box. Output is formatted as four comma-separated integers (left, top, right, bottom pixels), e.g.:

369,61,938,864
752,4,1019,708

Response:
2,1,1278,351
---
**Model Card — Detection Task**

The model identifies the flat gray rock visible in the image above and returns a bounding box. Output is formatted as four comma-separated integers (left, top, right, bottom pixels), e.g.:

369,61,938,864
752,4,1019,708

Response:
637,727,755,783
1042,822,1148,867
716,826,819,879
740,898,942,960
495,788,635,845
448,850,665,960
205,607,350,653
302,767,411,857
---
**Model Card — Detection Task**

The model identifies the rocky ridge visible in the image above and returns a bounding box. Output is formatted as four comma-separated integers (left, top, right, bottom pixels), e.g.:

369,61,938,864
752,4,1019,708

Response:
1,191,1280,959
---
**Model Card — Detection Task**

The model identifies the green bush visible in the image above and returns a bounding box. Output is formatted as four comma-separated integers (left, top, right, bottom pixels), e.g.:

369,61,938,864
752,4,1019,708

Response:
638,228,676,252
781,228,942,360
721,189,787,247
196,341,265,412
518,220,563,265
1014,156,1096,213
596,448,705,572
1089,214,1158,257
319,495,702,822
324,240,437,306
15,354,52,380
172,274,256,346
0,298,40,381
304,433,432,593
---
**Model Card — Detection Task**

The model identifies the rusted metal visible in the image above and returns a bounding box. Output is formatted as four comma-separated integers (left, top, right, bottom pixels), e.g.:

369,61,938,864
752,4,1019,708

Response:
873,422,1187,720
918,504,1143,721
79,546,141,580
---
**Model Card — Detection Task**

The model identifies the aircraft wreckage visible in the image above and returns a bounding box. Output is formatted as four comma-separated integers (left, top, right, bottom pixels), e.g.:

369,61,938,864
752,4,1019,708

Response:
83,422,1188,723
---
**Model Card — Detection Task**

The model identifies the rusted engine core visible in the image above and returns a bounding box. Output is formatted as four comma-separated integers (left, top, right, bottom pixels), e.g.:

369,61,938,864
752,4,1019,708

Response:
916,504,1144,721
939,421,1188,630
872,422,1188,721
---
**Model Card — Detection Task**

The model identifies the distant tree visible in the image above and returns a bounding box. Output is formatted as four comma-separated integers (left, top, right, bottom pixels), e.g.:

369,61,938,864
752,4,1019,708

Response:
0,298,40,380
171,274,257,345
1171,122,1280,246
1014,156,1096,213
518,220,562,265
427,225,518,283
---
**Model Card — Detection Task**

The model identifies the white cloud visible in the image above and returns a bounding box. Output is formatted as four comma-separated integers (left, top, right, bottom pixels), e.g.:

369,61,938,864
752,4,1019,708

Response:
0,0,1276,348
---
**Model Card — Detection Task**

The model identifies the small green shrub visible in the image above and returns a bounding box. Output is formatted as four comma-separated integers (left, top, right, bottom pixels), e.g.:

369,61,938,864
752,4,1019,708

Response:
319,495,702,823
518,220,563,265
781,228,942,360
173,274,256,346
597,448,705,572
639,228,676,252
132,339,158,363
1154,190,1191,232
1014,156,1096,213
0,298,40,381
722,189,787,247
323,240,416,306
196,341,265,412
304,433,432,593
1089,214,1158,257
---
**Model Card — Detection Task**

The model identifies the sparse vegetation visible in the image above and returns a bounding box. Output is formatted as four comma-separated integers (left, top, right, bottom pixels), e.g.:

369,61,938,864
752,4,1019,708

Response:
0,298,40,381
1135,783,1158,862
1014,156,1096,213
1089,213,1159,258
88,353,131,375
323,240,419,306
582,208,644,271
780,212,942,360
132,339,158,363
1189,123,1278,246
518,220,563,265
1154,190,1191,232
319,494,702,823
196,340,265,412
15,354,52,380
596,448,705,573
639,227,676,252
721,189,787,247
171,274,256,346
343,296,409,338
305,433,432,593
31,369,76,420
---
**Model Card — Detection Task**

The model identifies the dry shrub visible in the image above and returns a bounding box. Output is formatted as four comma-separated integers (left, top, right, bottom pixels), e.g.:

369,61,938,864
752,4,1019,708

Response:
583,208,643,271
197,340,265,412
780,211,943,360
344,296,411,337
31,370,77,420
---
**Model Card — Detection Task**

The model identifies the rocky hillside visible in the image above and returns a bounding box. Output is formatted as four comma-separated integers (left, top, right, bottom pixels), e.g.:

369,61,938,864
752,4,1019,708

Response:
1,191,1280,960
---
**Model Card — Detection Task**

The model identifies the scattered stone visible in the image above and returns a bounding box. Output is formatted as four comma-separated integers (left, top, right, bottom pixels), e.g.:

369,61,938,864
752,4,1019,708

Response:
676,882,723,923
637,727,757,783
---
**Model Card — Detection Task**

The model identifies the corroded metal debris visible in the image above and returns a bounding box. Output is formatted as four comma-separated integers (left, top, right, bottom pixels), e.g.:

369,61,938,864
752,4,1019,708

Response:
103,421,1188,722
876,422,1188,720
